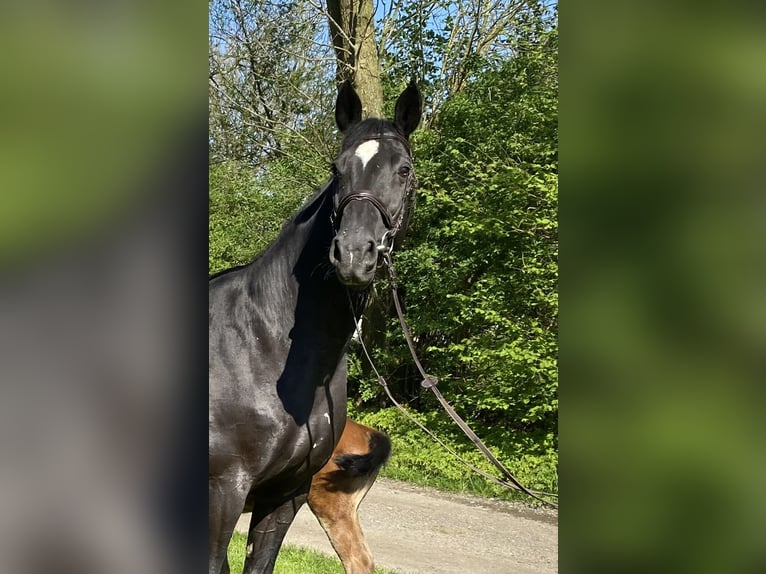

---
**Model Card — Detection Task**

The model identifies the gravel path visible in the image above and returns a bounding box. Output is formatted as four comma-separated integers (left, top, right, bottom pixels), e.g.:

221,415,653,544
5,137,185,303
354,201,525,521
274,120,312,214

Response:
235,478,558,574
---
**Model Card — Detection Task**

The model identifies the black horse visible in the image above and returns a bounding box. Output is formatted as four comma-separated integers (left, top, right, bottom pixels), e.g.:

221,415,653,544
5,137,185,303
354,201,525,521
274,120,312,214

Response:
209,81,421,574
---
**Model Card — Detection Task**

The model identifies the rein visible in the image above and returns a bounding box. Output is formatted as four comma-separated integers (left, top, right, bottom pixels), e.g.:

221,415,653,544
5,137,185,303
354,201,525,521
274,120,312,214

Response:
349,254,558,509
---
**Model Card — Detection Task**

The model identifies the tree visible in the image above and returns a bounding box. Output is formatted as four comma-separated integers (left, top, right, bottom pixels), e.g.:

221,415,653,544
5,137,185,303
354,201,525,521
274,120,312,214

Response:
378,0,535,125
326,0,384,117
209,0,337,168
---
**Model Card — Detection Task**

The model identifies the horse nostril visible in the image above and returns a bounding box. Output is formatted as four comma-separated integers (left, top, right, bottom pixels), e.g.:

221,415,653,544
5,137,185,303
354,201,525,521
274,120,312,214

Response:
364,240,377,270
330,238,342,264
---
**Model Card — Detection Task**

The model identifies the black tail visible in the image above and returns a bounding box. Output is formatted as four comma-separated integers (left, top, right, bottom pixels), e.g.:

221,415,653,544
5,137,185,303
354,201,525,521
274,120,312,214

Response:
333,431,392,477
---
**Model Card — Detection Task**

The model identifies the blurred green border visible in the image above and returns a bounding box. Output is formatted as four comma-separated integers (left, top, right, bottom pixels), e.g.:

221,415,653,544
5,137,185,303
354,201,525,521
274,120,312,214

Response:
0,2,205,263
562,2,766,573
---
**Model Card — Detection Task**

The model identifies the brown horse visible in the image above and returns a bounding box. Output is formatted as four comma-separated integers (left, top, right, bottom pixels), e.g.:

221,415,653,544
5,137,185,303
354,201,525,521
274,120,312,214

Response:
237,420,390,574
308,419,391,574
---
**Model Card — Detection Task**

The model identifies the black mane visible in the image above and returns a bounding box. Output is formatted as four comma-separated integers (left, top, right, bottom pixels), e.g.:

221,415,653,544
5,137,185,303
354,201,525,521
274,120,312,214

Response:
208,178,335,282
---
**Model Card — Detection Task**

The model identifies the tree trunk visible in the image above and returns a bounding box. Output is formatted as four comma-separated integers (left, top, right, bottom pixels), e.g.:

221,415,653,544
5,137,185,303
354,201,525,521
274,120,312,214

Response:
326,0,383,118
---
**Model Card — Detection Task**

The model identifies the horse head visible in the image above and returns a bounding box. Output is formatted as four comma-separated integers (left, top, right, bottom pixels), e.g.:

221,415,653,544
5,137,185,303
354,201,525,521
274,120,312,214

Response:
329,81,422,288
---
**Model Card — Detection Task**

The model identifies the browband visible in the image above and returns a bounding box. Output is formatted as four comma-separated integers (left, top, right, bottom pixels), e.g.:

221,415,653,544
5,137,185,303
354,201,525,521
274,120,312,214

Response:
345,131,412,158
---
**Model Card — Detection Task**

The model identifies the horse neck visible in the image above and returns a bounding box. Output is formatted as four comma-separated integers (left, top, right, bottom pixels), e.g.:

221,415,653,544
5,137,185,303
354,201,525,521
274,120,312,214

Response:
247,183,365,343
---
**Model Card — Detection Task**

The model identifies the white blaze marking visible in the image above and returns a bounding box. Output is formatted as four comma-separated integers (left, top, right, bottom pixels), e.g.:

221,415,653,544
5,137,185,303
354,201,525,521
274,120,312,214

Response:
324,413,331,424
354,140,379,169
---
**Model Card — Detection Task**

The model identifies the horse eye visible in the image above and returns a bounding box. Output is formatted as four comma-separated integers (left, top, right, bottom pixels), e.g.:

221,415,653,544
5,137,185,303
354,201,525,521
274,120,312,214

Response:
398,166,411,178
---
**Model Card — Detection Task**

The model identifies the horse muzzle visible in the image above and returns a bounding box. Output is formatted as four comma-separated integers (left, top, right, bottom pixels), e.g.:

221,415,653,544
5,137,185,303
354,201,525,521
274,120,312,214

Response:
329,234,378,288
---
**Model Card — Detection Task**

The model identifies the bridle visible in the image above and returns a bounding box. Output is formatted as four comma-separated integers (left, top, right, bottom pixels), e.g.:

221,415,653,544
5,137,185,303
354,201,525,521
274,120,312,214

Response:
330,132,417,259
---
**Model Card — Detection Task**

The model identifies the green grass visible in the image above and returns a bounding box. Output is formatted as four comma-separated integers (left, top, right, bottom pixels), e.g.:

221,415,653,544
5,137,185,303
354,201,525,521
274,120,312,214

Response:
227,532,401,574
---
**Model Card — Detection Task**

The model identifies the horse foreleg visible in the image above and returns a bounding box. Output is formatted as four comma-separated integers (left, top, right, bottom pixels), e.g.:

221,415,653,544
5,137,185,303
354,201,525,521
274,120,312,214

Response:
308,478,375,574
209,475,250,574
242,491,308,574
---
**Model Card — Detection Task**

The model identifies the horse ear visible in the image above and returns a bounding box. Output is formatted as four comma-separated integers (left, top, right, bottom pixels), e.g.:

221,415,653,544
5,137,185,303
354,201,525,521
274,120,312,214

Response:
394,80,422,137
335,80,363,133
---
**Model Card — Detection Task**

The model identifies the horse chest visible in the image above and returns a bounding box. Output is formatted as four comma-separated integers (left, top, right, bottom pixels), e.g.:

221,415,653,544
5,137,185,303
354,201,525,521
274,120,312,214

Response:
273,365,347,458
243,396,345,498
237,339,347,474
